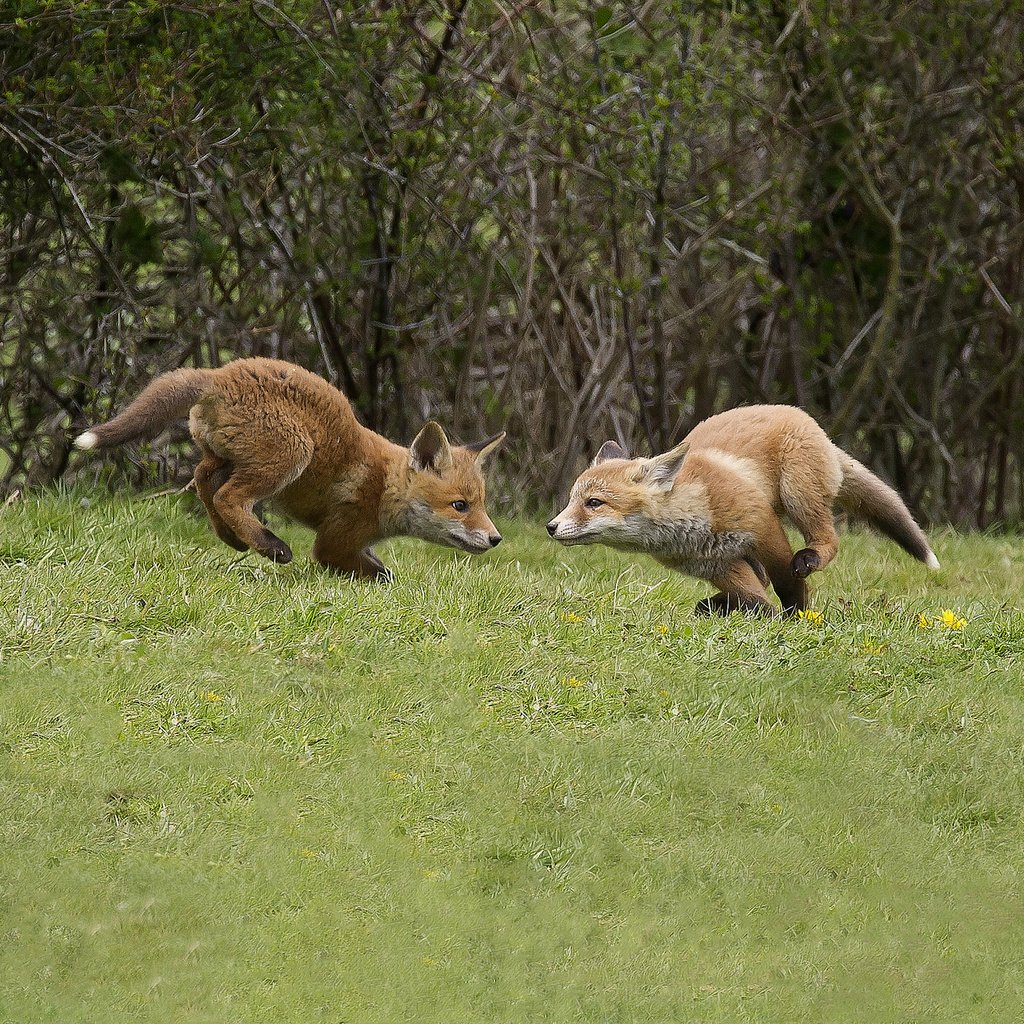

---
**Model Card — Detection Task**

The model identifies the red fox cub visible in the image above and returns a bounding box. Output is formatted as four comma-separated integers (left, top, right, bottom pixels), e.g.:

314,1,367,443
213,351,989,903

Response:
547,405,939,616
75,358,505,579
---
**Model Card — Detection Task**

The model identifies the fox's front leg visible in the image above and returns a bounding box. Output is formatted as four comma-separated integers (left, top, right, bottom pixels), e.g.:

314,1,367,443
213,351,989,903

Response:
314,545,393,582
695,560,775,617
312,523,392,581
355,547,393,582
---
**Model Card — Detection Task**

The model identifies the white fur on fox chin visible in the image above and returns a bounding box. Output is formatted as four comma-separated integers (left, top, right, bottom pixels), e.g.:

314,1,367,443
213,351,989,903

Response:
925,551,941,571
73,431,99,450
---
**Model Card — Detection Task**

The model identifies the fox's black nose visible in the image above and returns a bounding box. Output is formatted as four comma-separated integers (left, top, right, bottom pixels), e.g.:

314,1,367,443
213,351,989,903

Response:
546,522,557,536
489,533,502,548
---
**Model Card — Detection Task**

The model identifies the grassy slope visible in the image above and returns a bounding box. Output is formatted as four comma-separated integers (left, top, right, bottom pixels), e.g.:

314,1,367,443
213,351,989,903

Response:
1,491,1023,1022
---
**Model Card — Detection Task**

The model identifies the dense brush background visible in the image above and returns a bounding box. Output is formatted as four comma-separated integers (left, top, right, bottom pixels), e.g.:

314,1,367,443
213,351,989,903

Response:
1,1,1022,522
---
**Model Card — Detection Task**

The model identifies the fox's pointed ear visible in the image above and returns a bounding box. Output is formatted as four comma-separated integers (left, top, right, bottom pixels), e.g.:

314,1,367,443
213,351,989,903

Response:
636,440,689,491
465,430,506,465
410,421,454,473
591,440,629,466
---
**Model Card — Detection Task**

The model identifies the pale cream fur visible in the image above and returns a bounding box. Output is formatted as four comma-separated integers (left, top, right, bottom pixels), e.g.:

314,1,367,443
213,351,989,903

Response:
549,405,938,616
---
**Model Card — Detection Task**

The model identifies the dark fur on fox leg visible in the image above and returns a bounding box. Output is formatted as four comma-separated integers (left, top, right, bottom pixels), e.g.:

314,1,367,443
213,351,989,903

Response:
774,577,809,615
745,556,770,587
694,592,773,617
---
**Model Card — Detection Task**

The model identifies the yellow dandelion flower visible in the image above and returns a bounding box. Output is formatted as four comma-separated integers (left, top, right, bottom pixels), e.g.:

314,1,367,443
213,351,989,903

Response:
564,676,585,688
657,624,669,636
386,770,406,781
299,847,316,859
798,609,824,625
561,611,583,624
917,613,932,629
939,609,966,630
658,688,670,697
204,690,223,703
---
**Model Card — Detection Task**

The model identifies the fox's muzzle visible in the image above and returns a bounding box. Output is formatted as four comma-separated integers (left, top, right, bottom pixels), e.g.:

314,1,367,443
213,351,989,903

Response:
453,525,502,553
546,510,588,543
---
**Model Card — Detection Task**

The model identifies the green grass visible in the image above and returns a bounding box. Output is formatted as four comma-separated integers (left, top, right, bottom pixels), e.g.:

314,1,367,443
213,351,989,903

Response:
1,490,1023,1022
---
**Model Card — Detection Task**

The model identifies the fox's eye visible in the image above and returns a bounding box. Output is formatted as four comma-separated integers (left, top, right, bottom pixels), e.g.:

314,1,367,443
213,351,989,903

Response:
452,499,469,513
584,497,605,509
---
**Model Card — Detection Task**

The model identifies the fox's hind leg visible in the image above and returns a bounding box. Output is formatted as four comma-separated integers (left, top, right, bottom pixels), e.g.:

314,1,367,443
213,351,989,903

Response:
213,470,303,563
191,410,312,563
788,506,840,580
695,560,775,617
193,453,248,552
756,520,808,613
779,462,842,580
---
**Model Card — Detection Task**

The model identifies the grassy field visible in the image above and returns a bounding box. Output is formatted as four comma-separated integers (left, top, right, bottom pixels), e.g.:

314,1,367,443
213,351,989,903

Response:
1,490,1023,1022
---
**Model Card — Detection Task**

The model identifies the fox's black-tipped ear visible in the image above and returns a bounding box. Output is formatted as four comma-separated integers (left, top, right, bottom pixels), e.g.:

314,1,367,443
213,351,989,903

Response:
591,440,629,466
636,440,689,491
465,431,506,465
410,421,454,472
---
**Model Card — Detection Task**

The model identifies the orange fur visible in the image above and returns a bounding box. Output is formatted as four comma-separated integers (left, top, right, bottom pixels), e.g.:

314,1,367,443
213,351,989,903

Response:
548,405,938,616
75,358,505,578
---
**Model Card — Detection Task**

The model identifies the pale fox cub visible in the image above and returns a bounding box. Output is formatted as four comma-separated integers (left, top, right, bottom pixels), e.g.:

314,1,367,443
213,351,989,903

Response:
548,405,939,615
75,357,505,578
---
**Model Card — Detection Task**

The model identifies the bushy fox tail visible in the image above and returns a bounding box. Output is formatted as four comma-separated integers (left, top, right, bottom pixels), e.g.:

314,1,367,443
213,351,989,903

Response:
74,368,216,451
836,452,940,569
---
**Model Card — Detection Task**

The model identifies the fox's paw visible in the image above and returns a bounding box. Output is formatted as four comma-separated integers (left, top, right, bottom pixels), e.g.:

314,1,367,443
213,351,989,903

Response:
358,548,393,582
791,548,822,579
259,533,293,564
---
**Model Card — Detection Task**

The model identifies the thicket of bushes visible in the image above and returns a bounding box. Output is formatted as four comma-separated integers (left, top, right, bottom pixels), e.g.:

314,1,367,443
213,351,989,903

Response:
2,1,1021,523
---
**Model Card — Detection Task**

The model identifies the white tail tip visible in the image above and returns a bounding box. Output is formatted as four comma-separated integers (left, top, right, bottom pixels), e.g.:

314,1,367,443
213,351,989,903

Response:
925,551,940,570
74,431,99,450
